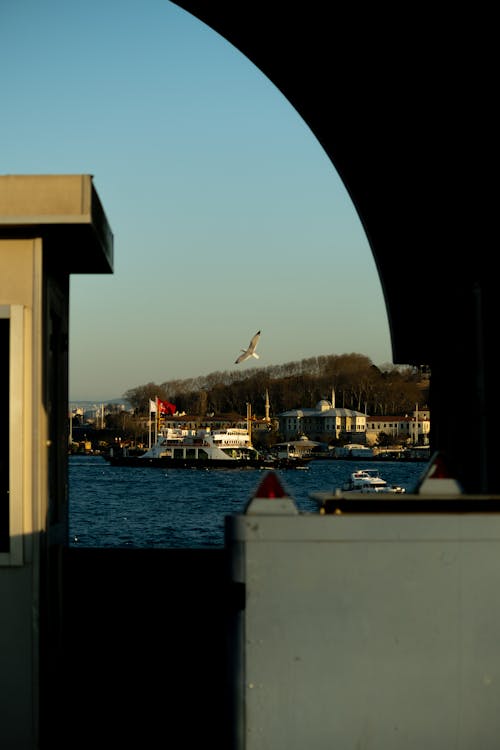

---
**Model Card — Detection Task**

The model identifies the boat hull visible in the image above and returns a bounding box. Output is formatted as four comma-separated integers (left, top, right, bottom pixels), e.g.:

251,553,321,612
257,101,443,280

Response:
104,455,309,470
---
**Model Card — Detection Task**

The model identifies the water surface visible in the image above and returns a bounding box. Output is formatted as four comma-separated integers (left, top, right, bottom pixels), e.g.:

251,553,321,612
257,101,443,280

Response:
69,455,425,548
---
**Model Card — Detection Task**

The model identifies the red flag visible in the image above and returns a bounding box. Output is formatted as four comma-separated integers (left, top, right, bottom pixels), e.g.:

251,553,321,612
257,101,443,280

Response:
158,399,176,415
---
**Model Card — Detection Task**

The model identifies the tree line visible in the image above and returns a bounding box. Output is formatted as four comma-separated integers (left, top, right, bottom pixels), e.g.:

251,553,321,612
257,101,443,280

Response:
123,353,430,418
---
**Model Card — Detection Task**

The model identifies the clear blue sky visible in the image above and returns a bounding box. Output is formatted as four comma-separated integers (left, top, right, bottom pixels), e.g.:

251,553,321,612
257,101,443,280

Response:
1,0,393,403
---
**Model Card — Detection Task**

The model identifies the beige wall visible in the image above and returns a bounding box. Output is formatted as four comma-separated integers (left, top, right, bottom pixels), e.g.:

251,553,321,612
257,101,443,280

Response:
0,237,43,748
0,238,39,305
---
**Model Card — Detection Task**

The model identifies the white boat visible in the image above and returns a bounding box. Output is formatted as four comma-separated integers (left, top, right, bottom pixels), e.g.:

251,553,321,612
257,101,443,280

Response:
309,468,405,506
341,469,406,494
105,426,308,469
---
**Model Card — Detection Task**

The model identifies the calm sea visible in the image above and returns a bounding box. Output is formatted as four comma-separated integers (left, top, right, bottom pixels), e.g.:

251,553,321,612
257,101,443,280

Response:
68,455,425,549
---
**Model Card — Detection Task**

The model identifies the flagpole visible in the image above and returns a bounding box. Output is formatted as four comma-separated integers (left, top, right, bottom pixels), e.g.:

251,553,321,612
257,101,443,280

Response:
148,398,159,447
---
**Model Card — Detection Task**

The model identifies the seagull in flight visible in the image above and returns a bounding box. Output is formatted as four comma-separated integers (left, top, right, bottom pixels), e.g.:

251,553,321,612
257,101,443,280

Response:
235,330,261,364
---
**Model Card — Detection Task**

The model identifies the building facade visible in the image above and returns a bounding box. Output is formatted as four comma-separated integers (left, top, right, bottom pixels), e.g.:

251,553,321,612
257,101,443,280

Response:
365,411,430,446
278,400,368,443
278,400,430,446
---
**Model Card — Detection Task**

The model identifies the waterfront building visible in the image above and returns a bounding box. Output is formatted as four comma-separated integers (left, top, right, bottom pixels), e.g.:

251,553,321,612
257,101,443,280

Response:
278,399,368,443
278,400,430,446
365,410,430,446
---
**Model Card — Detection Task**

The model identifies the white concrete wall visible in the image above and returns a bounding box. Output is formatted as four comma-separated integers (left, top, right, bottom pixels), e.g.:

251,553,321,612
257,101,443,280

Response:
227,507,500,749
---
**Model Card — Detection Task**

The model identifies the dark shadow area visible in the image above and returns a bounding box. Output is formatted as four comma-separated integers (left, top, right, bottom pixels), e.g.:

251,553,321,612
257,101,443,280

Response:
55,547,234,748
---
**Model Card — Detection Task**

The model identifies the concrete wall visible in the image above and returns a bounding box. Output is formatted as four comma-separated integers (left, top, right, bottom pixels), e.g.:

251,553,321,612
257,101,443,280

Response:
227,506,500,749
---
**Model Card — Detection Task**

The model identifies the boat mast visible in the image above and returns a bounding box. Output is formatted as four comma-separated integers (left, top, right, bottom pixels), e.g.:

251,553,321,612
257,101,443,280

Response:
247,402,252,445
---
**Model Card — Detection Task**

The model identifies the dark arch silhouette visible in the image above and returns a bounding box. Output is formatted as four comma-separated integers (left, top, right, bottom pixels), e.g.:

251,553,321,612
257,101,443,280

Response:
171,2,496,493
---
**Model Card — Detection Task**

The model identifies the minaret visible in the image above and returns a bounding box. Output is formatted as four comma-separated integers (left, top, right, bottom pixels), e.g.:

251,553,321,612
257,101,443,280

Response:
331,387,336,409
265,389,270,422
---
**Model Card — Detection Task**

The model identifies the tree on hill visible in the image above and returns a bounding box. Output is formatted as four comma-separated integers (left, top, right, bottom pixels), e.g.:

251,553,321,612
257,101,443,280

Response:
123,353,429,418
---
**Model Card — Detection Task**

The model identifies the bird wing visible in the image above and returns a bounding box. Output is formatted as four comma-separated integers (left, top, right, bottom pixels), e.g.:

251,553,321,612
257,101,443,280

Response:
248,331,261,352
235,351,250,364
234,330,261,364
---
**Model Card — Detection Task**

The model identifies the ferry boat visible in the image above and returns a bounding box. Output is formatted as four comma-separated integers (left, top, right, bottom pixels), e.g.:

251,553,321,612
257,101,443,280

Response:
104,426,309,470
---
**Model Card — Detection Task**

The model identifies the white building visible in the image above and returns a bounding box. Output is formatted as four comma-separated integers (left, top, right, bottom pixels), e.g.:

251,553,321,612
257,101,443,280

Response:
278,399,430,447
278,399,367,443
365,409,430,445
